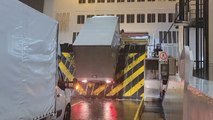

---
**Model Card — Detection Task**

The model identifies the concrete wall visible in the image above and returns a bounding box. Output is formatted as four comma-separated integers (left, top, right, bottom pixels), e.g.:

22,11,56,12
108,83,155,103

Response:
163,45,213,120
184,87,213,120
43,0,177,44
163,79,213,120
209,1,213,80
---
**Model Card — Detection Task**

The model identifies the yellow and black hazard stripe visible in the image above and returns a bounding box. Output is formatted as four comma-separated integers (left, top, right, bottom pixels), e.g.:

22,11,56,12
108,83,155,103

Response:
105,52,145,99
92,83,109,96
59,52,87,95
60,45,146,100
59,53,75,82
84,48,146,99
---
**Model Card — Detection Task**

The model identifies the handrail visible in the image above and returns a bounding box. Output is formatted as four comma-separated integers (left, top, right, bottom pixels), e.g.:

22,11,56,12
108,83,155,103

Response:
133,98,144,120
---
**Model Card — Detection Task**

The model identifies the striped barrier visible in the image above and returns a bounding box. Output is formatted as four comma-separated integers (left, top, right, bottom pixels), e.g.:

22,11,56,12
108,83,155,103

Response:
106,52,145,99
59,53,75,82
59,53,87,95
59,47,146,99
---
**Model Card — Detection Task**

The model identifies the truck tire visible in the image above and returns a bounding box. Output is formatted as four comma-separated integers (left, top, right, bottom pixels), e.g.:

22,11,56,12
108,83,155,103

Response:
63,104,71,120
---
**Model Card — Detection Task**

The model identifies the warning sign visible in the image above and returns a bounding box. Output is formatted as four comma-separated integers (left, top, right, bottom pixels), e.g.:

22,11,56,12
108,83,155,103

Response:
159,51,168,61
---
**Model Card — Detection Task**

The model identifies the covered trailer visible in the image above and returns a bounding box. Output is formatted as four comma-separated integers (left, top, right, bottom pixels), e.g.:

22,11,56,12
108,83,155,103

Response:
0,0,58,119
73,16,120,82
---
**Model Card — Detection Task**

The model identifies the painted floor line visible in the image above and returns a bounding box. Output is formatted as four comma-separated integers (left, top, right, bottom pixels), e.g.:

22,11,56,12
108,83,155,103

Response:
71,101,84,107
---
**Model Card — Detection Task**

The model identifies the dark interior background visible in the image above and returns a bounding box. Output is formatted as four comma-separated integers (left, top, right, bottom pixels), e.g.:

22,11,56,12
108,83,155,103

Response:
19,0,44,12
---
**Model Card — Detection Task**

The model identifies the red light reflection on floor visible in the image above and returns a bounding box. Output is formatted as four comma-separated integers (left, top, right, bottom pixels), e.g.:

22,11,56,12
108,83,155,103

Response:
103,101,117,120
72,102,89,120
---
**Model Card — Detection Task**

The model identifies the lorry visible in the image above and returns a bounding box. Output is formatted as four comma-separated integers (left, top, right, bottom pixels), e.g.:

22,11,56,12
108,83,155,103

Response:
0,0,71,120
73,16,120,83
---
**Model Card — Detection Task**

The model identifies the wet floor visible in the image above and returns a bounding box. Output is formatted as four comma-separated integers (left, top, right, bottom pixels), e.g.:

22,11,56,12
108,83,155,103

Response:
141,101,165,120
71,97,140,120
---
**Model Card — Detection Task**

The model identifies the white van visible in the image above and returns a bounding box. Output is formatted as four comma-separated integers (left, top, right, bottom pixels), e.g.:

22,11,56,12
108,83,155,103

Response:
0,0,72,120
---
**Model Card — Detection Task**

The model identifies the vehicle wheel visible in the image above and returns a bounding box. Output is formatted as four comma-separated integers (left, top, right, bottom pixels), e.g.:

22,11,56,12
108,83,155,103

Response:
63,104,71,120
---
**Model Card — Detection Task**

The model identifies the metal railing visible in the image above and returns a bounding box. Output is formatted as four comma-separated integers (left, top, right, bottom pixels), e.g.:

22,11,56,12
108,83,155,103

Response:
134,98,144,120
193,61,207,79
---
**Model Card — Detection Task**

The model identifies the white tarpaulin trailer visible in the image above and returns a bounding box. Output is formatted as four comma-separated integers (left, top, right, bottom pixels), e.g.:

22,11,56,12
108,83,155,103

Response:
73,16,120,82
0,0,58,119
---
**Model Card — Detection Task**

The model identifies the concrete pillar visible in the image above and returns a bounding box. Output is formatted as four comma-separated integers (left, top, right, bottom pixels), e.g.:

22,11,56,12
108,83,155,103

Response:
209,1,213,80
178,25,184,54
